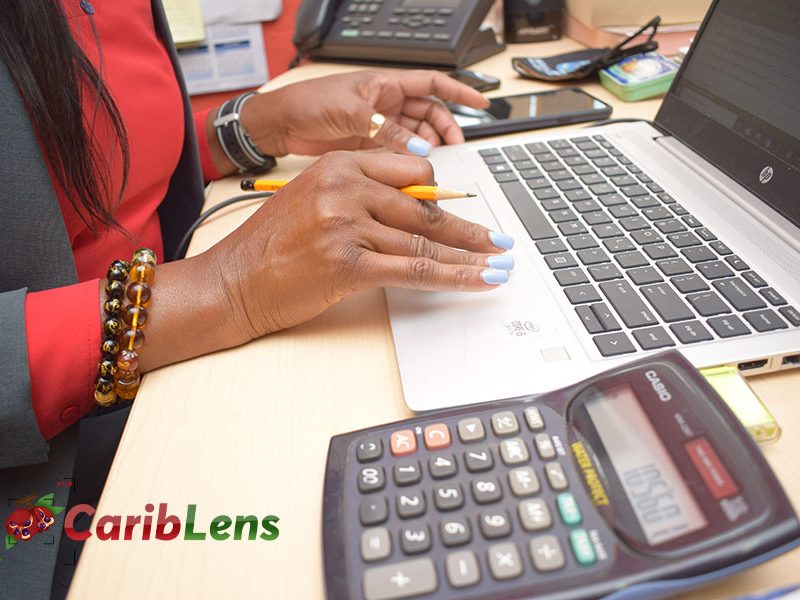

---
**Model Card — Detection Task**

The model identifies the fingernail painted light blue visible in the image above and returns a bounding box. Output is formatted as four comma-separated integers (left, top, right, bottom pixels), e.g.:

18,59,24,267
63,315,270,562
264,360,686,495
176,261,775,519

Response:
489,231,515,250
481,269,509,285
407,137,432,157
487,255,515,270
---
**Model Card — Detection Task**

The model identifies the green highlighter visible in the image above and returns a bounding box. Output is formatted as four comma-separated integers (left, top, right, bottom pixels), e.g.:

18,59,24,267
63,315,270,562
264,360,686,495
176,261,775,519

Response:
700,365,782,444
599,51,680,102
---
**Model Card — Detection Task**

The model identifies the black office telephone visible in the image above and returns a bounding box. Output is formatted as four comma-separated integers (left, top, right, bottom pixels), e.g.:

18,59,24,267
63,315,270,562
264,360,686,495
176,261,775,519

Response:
292,0,505,68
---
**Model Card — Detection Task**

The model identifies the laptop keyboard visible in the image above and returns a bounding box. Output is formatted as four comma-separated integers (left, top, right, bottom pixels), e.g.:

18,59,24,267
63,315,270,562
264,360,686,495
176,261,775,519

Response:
479,135,800,357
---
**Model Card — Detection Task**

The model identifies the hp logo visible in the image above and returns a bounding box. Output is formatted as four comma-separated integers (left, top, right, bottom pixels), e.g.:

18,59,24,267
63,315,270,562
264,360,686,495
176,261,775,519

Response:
759,166,773,184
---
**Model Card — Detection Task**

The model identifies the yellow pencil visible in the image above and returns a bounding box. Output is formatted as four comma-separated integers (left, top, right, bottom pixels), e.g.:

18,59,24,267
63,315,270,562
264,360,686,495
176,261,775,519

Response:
240,179,476,201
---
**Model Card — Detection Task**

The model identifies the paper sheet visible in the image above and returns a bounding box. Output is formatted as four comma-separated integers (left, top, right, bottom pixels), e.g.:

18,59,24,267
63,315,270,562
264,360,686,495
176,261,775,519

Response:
162,0,206,47
177,24,269,95
198,0,282,25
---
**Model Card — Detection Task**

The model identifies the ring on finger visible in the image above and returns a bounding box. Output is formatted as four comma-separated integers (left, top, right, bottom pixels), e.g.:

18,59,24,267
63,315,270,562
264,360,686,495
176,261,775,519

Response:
368,113,386,138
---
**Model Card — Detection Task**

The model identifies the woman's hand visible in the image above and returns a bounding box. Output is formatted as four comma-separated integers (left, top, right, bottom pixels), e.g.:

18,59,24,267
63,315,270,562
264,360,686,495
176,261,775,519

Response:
239,69,489,159
208,151,514,339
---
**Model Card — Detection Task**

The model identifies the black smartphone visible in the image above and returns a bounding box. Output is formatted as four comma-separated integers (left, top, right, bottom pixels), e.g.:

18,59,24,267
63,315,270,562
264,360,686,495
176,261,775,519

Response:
449,68,501,92
449,87,612,139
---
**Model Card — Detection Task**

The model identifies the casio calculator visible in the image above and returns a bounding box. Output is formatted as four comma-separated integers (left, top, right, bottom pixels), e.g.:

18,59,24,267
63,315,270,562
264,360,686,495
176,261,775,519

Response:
322,351,800,599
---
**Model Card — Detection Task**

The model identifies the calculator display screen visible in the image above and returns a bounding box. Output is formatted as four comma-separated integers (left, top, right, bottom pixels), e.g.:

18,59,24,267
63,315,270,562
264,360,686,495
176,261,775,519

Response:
585,385,708,545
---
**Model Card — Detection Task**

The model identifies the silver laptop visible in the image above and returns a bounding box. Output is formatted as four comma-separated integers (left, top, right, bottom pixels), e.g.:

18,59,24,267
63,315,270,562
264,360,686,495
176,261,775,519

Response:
387,0,800,412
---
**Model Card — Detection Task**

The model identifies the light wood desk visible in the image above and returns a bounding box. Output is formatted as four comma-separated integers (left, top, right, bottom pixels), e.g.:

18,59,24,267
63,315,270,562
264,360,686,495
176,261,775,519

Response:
69,39,800,599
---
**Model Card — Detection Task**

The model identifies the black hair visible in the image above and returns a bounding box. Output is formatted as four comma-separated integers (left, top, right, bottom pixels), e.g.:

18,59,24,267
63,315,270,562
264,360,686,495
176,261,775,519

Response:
0,0,129,231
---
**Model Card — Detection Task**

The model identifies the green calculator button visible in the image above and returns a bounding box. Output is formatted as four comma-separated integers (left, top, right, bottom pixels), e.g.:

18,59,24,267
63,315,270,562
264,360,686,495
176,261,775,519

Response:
569,529,596,566
556,493,582,525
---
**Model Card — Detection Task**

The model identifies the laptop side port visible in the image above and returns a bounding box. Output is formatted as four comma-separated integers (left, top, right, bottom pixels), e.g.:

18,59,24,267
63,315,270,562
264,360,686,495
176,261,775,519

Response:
738,359,768,372
782,354,800,368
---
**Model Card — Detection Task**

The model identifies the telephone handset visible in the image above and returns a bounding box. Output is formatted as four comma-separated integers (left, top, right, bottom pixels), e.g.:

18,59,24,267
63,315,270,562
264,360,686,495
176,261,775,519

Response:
292,0,505,68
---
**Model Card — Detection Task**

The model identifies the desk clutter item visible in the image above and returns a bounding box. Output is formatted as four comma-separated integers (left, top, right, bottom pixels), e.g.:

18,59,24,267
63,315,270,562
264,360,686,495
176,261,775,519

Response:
503,0,563,43
323,351,800,599
599,51,679,101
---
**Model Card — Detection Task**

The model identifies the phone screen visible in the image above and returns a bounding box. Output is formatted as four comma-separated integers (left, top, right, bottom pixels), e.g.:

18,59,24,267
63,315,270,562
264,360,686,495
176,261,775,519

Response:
451,88,609,128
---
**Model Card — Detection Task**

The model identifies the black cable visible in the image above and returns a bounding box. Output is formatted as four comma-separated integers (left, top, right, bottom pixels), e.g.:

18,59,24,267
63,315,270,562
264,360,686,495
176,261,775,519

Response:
174,191,272,260
583,118,655,128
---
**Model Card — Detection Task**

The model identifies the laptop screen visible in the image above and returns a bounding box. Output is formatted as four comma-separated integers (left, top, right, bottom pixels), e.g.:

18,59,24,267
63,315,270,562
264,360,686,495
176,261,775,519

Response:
656,0,800,229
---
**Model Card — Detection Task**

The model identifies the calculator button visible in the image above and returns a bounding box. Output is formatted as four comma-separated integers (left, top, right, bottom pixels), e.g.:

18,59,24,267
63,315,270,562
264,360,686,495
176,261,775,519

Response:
428,454,457,479
433,483,464,511
441,517,471,546
393,460,422,486
534,433,556,459
357,437,383,462
397,490,426,519
360,495,389,526
400,524,432,555
362,558,437,600
458,417,485,442
556,492,582,525
464,446,494,472
524,406,545,431
570,529,597,566
471,477,503,504
545,462,569,491
361,527,391,562
487,542,523,580
423,423,451,450
499,438,530,465
480,509,512,539
445,550,480,588
491,411,520,436
529,535,566,572
390,429,416,456
509,466,540,496
518,498,552,531
359,466,386,493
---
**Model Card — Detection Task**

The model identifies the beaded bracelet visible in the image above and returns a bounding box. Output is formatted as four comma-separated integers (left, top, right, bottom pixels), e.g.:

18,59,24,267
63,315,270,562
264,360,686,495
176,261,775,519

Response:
94,260,130,407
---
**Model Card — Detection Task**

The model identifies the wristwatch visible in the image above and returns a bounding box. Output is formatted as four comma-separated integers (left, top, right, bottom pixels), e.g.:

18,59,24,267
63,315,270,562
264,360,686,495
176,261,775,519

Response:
213,92,276,174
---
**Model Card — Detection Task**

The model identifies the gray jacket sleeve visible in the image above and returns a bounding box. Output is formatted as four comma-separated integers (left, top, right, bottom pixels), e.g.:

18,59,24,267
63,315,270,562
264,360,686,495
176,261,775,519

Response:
0,288,50,468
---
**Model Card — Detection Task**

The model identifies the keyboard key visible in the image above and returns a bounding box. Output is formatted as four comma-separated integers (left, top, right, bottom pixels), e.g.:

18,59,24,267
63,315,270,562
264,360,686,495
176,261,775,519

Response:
541,198,568,212
479,148,500,157
671,274,709,293
642,206,672,221
575,305,604,333
390,430,416,456
446,550,480,588
519,499,552,531
744,309,788,332
593,332,636,356
570,529,597,566
393,460,422,486
682,215,703,228
696,227,717,241
577,248,611,265
480,510,512,539
360,495,389,525
658,192,676,204
524,407,544,430
633,326,675,350
362,527,391,562
500,438,530,465
708,315,751,338
742,270,767,288
725,255,749,271
525,142,548,154
529,535,566,572
357,437,383,462
583,211,612,225
656,258,692,276
465,447,494,472
363,558,437,600
647,182,663,193
509,466,540,496
598,193,626,207
667,232,701,248
620,184,649,197
397,490,426,518
483,154,505,165
629,266,663,285
610,174,637,187
559,221,588,236
527,177,551,189
500,181,557,240
619,216,649,231
670,204,689,216
687,291,730,317
472,477,503,504
631,229,663,245
557,179,583,192
644,243,677,260
779,306,800,326
549,208,578,223
714,278,767,311
615,251,648,269
588,264,623,281
359,466,386,493
655,219,686,234
489,162,511,173
491,411,519,436
519,169,543,180
698,261,735,280
457,418,485,442
641,283,694,322
670,320,713,344
423,423,450,450
602,165,626,177
632,195,660,209
556,492,582,525
534,187,560,201
682,246,716,263
534,433,556,459
546,166,570,177
488,542,522,579
441,518,471,547
535,239,567,255
571,163,595,175
600,281,657,328
573,199,601,213
709,240,732,255
604,237,636,253
567,234,598,250
401,525,432,554
591,302,622,331
429,454,458,479
502,145,528,162
532,150,556,163
545,462,568,490
565,188,591,201
555,268,589,286
609,204,637,218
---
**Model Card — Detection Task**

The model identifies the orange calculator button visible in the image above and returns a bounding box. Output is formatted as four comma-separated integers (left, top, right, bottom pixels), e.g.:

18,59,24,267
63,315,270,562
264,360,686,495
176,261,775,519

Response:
424,423,451,450
390,429,417,456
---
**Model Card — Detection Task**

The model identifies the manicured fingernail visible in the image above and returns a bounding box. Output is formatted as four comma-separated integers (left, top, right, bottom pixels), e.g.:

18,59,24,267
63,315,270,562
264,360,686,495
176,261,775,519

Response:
489,231,515,250
407,137,432,157
487,255,515,270
481,269,509,285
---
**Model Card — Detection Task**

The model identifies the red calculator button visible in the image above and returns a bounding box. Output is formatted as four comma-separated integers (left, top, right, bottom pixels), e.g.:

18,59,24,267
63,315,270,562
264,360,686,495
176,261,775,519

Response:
391,429,417,456
424,424,451,450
